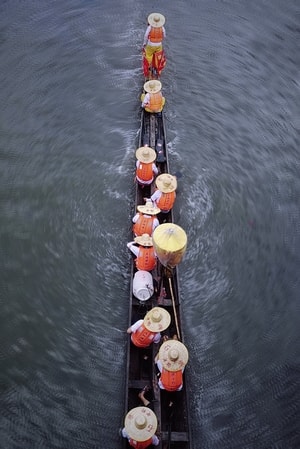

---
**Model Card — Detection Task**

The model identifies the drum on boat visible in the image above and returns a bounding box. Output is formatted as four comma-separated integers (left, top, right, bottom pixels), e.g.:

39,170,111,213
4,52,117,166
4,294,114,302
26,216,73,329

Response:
133,270,154,301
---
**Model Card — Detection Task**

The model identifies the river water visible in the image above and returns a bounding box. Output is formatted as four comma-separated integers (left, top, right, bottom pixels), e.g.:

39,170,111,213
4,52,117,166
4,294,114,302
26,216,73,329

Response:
0,1,299,448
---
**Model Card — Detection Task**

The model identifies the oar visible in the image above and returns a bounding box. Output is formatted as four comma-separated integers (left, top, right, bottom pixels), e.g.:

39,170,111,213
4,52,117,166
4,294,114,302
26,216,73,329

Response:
168,276,181,341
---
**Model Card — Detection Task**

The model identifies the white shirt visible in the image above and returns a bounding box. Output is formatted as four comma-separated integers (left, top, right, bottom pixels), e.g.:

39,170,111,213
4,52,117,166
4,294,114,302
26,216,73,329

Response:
150,189,163,206
143,25,166,47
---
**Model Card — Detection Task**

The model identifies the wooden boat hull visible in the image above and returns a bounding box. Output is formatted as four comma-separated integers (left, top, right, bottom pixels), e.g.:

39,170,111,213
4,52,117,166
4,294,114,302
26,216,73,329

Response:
123,109,192,449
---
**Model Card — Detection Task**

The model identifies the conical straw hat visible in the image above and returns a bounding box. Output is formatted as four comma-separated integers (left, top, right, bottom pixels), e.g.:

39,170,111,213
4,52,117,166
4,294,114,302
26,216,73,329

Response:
124,406,157,441
158,340,189,372
136,146,156,163
148,13,165,28
144,80,162,94
137,201,161,216
155,173,177,193
134,233,153,247
144,307,171,332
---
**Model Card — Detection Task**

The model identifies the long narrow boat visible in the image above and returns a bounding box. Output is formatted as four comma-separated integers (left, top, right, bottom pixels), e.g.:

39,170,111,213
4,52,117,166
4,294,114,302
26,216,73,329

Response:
123,108,192,449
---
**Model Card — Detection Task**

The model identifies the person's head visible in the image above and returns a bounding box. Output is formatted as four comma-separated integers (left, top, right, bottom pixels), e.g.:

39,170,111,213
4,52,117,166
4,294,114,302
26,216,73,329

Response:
134,233,153,247
155,173,177,193
143,80,162,95
148,13,165,28
144,307,171,332
158,339,189,371
124,406,157,442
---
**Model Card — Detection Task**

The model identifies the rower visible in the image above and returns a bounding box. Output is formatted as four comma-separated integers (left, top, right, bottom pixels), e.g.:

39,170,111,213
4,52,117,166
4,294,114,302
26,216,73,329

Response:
127,306,171,348
127,233,157,272
132,200,161,237
121,406,159,448
150,173,177,214
141,80,165,113
155,338,189,392
135,146,158,186
143,12,166,66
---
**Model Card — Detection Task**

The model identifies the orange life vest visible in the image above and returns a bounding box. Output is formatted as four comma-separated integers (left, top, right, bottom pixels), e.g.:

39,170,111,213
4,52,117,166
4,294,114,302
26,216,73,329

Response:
160,369,183,392
149,27,164,44
135,247,156,271
131,323,157,348
148,92,164,113
133,214,155,236
136,162,154,183
156,191,176,212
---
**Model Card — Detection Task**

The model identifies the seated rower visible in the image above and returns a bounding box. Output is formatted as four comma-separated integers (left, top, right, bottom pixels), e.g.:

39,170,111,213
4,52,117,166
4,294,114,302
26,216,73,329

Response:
127,307,171,348
127,233,157,272
132,200,160,237
141,80,165,113
121,406,159,448
135,146,158,186
155,338,189,392
150,173,177,213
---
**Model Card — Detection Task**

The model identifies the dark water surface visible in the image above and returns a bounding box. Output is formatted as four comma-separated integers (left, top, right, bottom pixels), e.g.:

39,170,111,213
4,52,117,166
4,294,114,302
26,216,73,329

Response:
1,1,300,448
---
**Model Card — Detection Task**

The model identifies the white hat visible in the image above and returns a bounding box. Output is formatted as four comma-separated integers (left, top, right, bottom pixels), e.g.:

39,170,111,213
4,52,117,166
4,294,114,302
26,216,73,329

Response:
148,13,165,28
155,173,177,193
144,307,171,332
158,340,189,372
124,406,157,441
136,146,156,163
143,80,162,94
134,233,153,247
137,201,161,216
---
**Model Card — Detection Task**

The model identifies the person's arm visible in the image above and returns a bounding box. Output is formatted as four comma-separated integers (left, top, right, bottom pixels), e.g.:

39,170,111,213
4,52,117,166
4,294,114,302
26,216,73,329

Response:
153,217,160,230
152,163,158,175
152,434,160,446
143,25,151,46
142,93,150,108
156,359,163,373
127,319,144,334
127,242,139,257
162,26,166,39
132,213,140,223
151,190,161,203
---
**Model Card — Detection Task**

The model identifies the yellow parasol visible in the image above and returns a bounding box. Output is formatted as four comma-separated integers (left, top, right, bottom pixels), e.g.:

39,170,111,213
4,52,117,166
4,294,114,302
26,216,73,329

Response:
152,223,187,268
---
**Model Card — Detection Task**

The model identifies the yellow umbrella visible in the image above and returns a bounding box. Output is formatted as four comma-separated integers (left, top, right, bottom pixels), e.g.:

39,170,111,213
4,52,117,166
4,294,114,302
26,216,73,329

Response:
152,223,187,268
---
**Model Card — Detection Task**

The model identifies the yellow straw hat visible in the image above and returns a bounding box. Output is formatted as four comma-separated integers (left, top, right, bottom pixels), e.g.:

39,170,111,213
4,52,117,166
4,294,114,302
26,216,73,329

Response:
148,13,165,28
144,80,162,94
155,173,177,193
134,233,153,247
144,307,171,332
137,201,161,216
158,340,189,372
124,406,157,442
135,146,157,163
